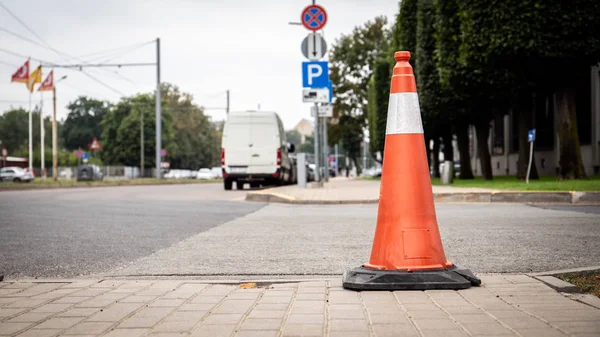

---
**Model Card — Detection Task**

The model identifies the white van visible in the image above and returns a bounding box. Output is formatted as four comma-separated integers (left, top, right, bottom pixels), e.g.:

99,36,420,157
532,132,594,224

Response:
221,111,296,190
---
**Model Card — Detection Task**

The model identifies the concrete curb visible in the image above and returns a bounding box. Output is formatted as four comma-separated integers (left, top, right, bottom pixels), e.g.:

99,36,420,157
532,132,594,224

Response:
527,266,600,309
533,275,580,293
527,265,600,277
246,191,600,205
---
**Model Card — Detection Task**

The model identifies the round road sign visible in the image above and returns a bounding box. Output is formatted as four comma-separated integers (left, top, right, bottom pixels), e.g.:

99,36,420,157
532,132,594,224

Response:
301,5,327,31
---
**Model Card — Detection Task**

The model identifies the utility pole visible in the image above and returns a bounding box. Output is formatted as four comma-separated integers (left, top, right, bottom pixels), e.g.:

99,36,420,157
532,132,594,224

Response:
140,107,144,178
226,90,230,115
155,38,162,179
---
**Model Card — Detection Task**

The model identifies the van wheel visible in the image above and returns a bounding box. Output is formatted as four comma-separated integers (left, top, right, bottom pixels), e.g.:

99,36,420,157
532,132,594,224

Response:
13,178,21,183
250,182,259,189
237,182,244,190
224,179,233,190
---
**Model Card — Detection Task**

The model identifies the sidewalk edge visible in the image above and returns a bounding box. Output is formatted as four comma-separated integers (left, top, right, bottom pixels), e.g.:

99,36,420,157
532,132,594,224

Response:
246,191,600,205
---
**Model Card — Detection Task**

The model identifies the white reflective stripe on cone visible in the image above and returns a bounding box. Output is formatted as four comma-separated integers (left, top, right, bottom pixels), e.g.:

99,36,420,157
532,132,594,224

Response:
386,92,424,135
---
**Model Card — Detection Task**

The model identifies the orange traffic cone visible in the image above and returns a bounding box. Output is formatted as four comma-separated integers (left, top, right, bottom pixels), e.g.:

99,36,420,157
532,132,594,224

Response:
342,51,480,290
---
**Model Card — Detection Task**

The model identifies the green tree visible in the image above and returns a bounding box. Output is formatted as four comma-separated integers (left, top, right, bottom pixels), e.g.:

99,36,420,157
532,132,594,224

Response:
394,0,417,62
432,0,515,180
329,16,390,174
417,0,448,177
285,130,302,147
102,92,175,167
62,97,110,151
0,107,54,167
299,135,314,154
434,0,474,179
366,59,390,163
164,84,218,170
0,108,29,153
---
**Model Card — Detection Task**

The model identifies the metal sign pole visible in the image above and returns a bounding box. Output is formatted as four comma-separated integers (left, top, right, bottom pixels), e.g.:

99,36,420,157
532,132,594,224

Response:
526,141,534,184
526,129,536,184
313,103,320,182
323,116,329,181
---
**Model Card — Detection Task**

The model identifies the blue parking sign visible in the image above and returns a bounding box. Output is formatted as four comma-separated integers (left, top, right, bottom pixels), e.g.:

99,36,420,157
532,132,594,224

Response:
302,61,329,88
528,129,536,143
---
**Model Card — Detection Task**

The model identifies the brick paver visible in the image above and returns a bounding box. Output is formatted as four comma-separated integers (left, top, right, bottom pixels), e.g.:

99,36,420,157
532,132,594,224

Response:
0,276,599,336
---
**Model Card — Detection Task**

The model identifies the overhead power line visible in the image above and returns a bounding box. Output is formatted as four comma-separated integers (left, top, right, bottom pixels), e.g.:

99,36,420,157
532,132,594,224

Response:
0,47,53,65
87,68,139,87
0,2,143,88
0,3,66,58
44,62,156,68
60,80,110,100
95,41,155,64
0,99,52,103
80,70,126,96
0,60,19,68
0,26,52,51
58,40,154,64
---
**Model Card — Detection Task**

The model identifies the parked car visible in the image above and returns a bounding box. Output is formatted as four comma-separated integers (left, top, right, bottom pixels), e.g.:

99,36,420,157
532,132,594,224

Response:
197,168,214,180
164,170,178,179
307,164,316,182
363,167,382,178
0,166,34,182
211,167,223,178
221,110,295,190
76,165,103,182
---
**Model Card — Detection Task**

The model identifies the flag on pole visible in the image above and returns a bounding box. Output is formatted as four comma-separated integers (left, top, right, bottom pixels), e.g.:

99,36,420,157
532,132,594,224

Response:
27,65,42,93
38,70,54,91
11,60,29,83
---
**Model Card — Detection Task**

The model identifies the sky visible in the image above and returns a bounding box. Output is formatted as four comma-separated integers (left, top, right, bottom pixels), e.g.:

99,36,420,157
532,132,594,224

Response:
0,0,399,130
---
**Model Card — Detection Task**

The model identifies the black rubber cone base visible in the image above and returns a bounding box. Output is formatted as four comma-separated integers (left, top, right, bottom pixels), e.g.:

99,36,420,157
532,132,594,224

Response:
342,265,481,291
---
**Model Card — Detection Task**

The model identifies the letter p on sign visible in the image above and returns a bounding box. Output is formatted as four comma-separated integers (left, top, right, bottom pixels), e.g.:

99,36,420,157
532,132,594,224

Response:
302,61,329,88
307,64,322,85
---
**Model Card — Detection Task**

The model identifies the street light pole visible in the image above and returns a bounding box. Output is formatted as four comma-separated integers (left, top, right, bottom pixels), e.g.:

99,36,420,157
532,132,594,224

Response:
140,107,144,178
226,90,230,115
155,37,162,179
52,75,67,181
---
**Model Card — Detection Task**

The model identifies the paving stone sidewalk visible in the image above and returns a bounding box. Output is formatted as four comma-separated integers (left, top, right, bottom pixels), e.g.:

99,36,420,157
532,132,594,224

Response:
1,275,599,337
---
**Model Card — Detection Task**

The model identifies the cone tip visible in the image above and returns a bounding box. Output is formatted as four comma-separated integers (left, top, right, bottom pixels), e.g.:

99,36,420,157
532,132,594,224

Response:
394,51,411,62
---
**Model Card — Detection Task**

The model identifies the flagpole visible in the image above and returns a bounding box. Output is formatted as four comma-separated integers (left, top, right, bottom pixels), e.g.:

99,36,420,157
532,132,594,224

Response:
29,92,32,172
52,86,57,181
40,87,45,180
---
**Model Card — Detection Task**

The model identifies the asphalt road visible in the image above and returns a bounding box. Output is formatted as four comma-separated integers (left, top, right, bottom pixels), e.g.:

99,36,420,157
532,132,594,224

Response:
110,203,600,277
0,183,263,279
1,183,599,280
